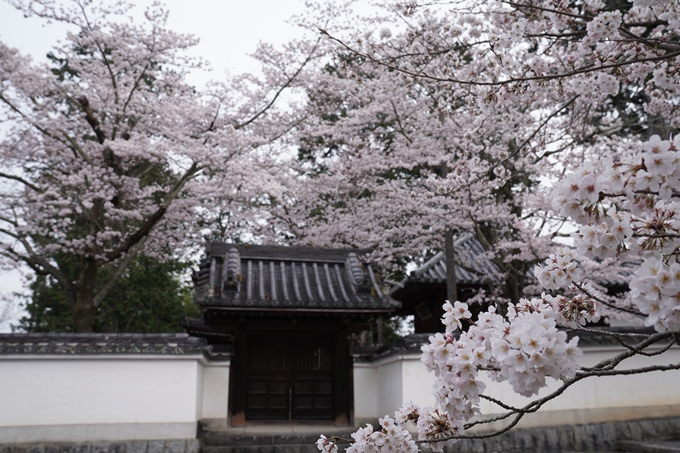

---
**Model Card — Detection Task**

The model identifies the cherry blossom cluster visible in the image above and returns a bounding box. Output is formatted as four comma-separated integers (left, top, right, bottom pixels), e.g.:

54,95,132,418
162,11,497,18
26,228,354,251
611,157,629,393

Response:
552,135,680,332
420,329,485,423
317,416,418,453
317,436,338,453
327,298,584,453
413,408,463,452
541,290,601,329
631,258,680,333
441,301,472,332
584,10,622,43
491,300,581,396
535,247,584,290
424,299,581,415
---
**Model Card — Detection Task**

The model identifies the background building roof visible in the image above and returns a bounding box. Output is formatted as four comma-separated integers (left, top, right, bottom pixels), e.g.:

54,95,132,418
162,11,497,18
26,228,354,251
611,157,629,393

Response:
391,234,501,296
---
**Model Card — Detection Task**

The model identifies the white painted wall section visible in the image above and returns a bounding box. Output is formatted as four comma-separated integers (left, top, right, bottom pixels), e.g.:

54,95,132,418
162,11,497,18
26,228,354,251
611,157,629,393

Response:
353,354,436,424
377,359,403,417
0,354,217,442
476,346,680,413
0,356,201,426
201,360,230,419
401,356,436,408
353,346,680,428
353,363,378,422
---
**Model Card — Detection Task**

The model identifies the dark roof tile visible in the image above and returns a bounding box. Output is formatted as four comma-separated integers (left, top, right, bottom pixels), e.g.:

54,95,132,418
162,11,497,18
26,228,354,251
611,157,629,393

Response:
0,333,207,355
391,235,502,295
195,244,398,312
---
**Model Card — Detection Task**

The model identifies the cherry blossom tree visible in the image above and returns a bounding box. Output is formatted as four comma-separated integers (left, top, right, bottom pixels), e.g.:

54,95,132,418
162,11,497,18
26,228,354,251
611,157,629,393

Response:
279,0,680,449
0,0,310,332
267,0,680,301
258,6,580,306
285,47,561,303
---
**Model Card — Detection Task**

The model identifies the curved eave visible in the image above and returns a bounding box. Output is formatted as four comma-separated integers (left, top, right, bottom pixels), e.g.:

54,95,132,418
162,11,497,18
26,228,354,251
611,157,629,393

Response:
183,327,232,340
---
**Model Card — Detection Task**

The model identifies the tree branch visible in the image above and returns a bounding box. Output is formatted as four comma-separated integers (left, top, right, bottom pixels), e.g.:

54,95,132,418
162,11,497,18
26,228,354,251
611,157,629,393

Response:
105,162,202,261
92,239,145,307
575,282,644,317
0,172,42,192
0,241,74,299
234,37,322,130
318,30,680,87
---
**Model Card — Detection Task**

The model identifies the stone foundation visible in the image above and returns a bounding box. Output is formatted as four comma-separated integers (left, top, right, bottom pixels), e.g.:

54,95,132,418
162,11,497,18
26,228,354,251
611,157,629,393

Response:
3,417,680,453
448,416,680,452
0,439,200,453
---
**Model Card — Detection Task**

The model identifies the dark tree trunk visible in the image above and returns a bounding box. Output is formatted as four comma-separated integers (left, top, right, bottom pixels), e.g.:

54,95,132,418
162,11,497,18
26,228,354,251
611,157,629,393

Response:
445,229,458,303
73,257,99,332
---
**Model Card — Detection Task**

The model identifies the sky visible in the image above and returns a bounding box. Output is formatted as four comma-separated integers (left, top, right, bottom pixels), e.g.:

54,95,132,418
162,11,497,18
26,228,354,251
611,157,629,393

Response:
0,0,309,81
0,0,310,331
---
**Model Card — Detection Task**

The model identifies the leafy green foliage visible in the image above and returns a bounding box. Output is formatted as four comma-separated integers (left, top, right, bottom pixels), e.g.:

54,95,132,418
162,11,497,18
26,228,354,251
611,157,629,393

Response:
349,316,411,348
18,256,198,333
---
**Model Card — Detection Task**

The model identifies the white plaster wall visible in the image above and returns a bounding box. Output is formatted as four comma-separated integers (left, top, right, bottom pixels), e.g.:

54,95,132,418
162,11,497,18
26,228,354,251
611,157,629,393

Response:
355,346,680,427
353,355,436,423
196,360,205,421
401,357,436,408
477,346,680,416
201,361,230,420
353,363,378,421
0,355,210,442
376,359,403,418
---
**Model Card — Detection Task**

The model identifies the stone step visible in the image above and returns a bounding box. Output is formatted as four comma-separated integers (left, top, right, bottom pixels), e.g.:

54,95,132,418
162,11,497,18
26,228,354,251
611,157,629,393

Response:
203,446,321,453
201,430,353,453
616,441,680,453
202,432,353,447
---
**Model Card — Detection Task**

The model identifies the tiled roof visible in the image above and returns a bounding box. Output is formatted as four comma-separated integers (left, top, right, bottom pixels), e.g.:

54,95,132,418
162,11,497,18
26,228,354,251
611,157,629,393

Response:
193,243,398,312
353,333,433,362
391,234,501,294
0,333,207,355
183,317,232,341
390,234,632,297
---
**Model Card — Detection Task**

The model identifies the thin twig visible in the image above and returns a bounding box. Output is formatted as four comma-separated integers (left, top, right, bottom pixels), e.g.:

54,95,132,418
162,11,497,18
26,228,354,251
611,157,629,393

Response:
318,29,680,87
575,282,644,317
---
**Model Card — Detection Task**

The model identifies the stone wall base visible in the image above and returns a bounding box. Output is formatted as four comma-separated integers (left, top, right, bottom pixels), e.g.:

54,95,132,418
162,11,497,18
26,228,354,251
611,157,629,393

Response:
3,417,680,453
0,423,198,444
0,439,200,453
449,416,680,452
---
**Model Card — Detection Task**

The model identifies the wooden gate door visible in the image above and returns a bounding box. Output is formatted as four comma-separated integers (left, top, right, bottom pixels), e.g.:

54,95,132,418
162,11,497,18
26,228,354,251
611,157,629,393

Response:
245,335,334,421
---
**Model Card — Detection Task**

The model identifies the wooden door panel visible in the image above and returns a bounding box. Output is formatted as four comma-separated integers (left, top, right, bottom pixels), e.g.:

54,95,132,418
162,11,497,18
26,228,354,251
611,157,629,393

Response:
246,377,288,419
292,377,333,419
246,341,289,419
245,335,336,421
295,343,333,370
248,342,287,370
291,340,334,420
